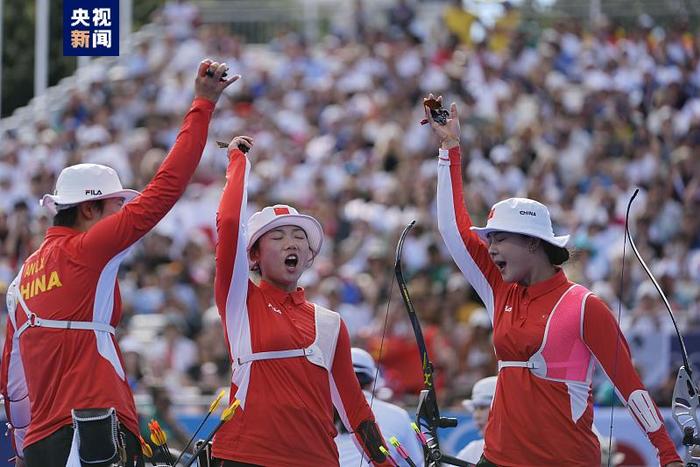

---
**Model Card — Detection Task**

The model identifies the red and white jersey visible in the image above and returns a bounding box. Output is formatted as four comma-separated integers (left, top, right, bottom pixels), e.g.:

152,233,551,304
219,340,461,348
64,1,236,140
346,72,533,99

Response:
212,150,385,466
436,146,681,466
0,98,215,453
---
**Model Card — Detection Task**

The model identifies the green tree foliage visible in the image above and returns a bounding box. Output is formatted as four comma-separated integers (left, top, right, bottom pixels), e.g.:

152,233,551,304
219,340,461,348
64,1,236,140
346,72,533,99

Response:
1,0,165,117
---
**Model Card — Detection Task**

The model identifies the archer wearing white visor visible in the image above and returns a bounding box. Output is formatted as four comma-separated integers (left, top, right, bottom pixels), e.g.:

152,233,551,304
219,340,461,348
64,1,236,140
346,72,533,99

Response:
426,94,681,467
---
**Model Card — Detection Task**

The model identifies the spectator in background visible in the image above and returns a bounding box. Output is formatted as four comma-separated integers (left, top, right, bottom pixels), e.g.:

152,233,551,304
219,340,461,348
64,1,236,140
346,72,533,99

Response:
456,376,497,465
337,348,424,467
148,313,199,388
442,0,478,47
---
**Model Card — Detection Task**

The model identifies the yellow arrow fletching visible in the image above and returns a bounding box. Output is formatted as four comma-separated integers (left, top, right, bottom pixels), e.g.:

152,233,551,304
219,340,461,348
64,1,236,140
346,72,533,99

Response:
389,436,400,447
142,442,153,457
410,422,420,433
148,420,167,446
221,399,241,422
138,436,153,457
379,446,390,456
209,390,226,413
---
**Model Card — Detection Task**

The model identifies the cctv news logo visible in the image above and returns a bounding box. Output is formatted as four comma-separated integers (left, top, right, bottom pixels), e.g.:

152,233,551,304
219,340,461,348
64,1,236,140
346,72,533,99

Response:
63,0,119,56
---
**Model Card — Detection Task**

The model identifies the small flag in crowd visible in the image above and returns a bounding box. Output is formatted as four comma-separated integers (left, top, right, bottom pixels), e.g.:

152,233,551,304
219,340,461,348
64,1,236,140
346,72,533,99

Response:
63,0,119,56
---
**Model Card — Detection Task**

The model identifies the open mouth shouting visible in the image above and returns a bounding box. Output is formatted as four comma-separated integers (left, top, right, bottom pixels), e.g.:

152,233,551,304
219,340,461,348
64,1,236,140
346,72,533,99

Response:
494,260,507,274
284,253,299,270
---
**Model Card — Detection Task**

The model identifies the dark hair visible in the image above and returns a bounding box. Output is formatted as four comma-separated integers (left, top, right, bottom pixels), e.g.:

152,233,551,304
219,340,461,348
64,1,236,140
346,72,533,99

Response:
543,241,570,266
53,200,105,227
356,372,374,388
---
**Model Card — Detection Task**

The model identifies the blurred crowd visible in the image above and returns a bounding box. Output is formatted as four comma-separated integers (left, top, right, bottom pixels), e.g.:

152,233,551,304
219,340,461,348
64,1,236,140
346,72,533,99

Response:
2,0,700,439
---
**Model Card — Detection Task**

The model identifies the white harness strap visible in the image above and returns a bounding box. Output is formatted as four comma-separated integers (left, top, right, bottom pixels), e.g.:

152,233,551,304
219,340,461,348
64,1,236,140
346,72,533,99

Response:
235,303,341,372
237,348,312,365
498,360,539,371
13,265,116,338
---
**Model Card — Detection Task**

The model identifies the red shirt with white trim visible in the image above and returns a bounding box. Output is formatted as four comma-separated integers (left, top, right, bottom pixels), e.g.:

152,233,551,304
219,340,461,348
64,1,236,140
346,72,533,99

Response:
436,146,681,466
0,98,215,448
212,150,388,466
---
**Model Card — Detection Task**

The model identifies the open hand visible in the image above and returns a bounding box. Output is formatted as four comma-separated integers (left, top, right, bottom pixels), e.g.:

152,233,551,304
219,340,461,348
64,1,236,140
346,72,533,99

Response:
195,59,241,103
423,94,460,150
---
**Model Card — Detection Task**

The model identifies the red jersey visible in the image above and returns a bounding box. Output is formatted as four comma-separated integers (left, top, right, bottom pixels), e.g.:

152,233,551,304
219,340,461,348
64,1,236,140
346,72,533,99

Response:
212,150,384,466
436,146,681,466
0,98,215,449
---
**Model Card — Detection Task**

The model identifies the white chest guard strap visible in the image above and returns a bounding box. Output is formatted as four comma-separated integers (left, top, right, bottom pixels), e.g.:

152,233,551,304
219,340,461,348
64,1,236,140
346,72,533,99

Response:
13,265,116,338
235,303,341,372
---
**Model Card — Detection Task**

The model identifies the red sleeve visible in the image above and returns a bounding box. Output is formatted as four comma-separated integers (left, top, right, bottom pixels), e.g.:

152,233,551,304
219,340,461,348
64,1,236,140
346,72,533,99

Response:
436,145,503,322
215,149,250,312
330,321,392,466
583,294,681,466
79,98,215,267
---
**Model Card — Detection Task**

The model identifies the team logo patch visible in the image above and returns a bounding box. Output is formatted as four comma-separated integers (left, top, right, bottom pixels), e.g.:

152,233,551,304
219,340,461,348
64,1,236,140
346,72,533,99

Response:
273,207,290,216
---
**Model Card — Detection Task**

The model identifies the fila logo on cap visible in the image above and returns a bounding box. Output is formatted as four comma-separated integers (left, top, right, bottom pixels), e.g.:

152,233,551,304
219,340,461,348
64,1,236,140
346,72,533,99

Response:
85,189,103,196
273,207,290,215
519,210,536,216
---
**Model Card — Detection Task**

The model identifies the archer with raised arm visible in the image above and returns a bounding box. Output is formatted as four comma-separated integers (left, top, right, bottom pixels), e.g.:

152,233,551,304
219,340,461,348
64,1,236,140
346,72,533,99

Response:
426,94,682,467
0,59,239,467
211,137,393,466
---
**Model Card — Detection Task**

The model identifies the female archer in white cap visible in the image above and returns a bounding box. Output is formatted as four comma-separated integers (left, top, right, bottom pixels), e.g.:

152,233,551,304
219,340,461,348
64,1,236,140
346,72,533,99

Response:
425,95,682,467
211,137,392,466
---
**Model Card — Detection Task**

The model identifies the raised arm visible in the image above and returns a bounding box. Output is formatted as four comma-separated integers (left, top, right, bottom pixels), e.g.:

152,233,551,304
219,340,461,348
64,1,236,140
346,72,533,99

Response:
583,295,681,466
80,60,241,267
427,95,503,322
215,137,253,356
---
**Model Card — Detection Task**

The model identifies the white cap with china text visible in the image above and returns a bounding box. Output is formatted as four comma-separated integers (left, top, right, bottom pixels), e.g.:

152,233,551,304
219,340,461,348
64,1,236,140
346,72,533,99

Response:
470,197,569,248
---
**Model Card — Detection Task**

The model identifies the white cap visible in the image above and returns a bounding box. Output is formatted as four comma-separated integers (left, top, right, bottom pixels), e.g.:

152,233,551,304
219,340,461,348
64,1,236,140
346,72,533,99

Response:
462,376,497,411
351,347,385,388
470,198,569,248
247,204,323,255
41,163,139,215
351,347,377,378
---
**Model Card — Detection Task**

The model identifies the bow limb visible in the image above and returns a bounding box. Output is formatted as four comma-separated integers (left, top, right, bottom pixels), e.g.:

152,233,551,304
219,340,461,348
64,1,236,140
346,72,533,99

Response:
623,189,700,466
394,221,470,467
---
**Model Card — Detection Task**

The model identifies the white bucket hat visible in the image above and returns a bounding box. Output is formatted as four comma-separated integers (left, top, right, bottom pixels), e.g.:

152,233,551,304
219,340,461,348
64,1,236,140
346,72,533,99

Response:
462,376,497,411
247,204,323,255
470,198,569,248
41,163,140,215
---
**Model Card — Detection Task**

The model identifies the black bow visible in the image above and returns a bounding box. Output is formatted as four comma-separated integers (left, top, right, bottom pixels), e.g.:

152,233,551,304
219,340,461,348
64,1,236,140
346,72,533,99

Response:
618,189,699,466
393,221,470,467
